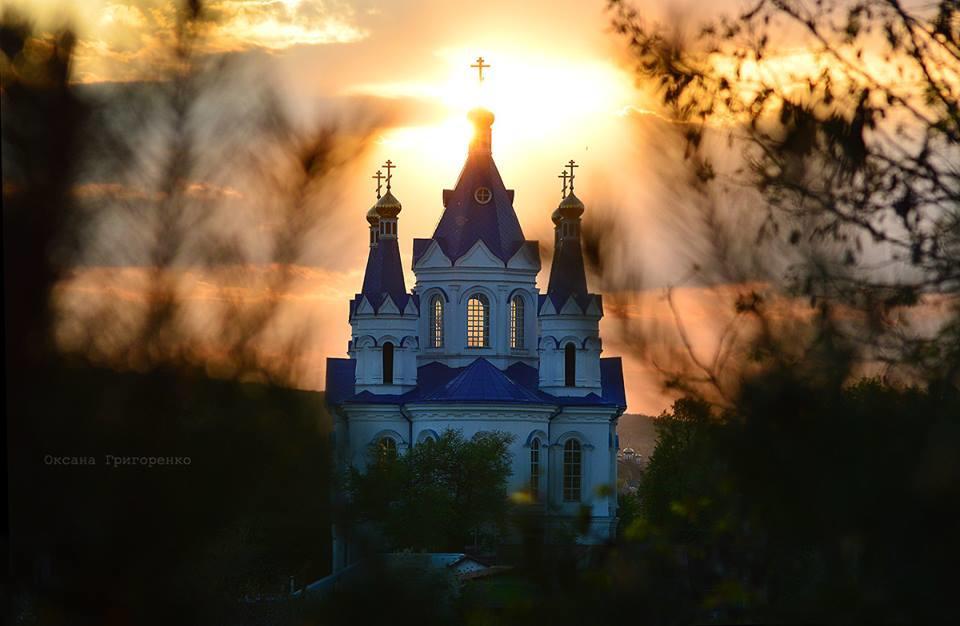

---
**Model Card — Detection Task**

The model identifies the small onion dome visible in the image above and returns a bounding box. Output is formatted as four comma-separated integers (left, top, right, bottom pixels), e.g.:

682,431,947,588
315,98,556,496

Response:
375,190,402,218
551,207,563,225
366,204,380,225
558,191,585,219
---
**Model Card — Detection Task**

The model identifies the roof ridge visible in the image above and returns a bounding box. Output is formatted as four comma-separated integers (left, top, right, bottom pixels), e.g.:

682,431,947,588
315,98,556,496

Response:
421,357,543,403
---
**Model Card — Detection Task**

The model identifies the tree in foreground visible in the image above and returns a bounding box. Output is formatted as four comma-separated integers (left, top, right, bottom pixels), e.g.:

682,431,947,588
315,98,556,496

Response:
563,1,960,623
346,429,515,553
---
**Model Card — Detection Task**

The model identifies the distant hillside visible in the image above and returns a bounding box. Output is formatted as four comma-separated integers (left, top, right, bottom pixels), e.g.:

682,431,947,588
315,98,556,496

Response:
617,413,659,459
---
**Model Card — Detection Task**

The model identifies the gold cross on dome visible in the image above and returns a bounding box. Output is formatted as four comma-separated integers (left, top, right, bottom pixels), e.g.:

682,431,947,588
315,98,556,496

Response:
558,171,570,198
565,159,579,192
372,170,384,199
471,56,490,83
382,160,396,191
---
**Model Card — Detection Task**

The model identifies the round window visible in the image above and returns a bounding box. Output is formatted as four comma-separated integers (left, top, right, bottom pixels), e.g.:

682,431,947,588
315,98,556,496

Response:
474,187,492,204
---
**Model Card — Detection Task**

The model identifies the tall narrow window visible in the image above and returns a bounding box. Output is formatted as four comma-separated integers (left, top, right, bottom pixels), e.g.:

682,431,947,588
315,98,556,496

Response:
530,437,541,498
510,296,525,349
564,343,576,387
377,436,397,462
563,439,582,502
466,294,490,348
430,295,444,348
382,341,394,385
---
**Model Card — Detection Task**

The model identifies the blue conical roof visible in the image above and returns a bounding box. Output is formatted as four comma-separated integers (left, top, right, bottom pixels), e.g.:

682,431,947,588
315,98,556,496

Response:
360,236,408,308
546,231,588,303
429,110,526,263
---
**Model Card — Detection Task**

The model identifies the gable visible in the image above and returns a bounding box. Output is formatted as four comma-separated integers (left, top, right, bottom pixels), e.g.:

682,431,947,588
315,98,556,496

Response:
560,296,583,315
453,240,504,268
377,295,400,315
585,296,602,316
354,295,374,316
539,296,557,315
507,240,541,270
413,240,452,270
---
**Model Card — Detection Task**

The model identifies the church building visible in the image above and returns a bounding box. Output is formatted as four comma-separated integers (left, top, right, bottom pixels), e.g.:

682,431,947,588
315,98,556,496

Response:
325,101,626,569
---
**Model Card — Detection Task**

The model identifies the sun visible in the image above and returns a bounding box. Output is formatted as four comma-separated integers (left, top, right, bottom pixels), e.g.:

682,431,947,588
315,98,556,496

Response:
358,48,634,171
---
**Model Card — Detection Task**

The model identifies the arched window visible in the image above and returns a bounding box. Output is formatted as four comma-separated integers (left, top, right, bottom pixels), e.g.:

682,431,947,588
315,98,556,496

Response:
510,295,525,349
382,341,394,385
563,439,582,502
530,437,541,498
377,436,397,462
564,343,576,387
467,294,490,348
429,295,444,348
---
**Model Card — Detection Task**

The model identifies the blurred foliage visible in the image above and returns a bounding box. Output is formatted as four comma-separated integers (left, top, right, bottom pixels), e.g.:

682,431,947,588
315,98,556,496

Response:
345,429,515,552
573,1,960,622
3,2,344,624
605,0,960,388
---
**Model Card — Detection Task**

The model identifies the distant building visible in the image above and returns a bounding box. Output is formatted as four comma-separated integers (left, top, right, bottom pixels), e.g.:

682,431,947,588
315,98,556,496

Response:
325,105,627,572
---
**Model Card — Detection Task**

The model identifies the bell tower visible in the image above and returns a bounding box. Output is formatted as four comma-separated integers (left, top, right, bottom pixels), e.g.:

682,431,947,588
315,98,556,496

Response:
538,161,602,396
348,162,419,394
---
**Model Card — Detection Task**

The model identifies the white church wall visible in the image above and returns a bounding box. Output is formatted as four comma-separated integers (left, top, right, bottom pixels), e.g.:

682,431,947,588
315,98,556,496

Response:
342,405,410,472
351,310,419,393
548,409,619,520
413,266,539,369
538,313,602,395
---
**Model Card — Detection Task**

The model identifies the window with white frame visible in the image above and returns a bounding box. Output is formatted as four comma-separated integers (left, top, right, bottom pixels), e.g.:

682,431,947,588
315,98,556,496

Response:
563,439,582,502
466,293,490,348
530,437,541,498
429,295,444,348
510,295,525,349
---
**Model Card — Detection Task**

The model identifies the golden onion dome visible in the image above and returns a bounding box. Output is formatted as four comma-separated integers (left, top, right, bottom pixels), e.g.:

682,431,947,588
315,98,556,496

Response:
366,204,380,225
558,191,585,219
375,190,402,218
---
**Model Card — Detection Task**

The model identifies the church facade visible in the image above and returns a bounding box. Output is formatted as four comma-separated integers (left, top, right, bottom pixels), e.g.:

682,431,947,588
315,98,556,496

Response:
325,107,626,569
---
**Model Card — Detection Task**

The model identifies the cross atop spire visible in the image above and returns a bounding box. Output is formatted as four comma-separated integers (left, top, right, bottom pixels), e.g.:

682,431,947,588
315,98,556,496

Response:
471,56,490,83
382,160,396,192
558,170,570,198
565,159,579,192
372,170,384,199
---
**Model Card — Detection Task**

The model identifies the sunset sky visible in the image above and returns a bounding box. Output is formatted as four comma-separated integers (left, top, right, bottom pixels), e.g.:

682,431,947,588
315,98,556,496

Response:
10,0,790,414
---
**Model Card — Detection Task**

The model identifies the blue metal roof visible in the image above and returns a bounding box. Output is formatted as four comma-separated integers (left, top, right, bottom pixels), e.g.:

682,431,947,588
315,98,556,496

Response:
325,358,356,405
420,357,544,403
360,237,409,309
538,292,602,315
546,233,588,304
411,238,433,267
429,153,526,264
326,357,626,410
